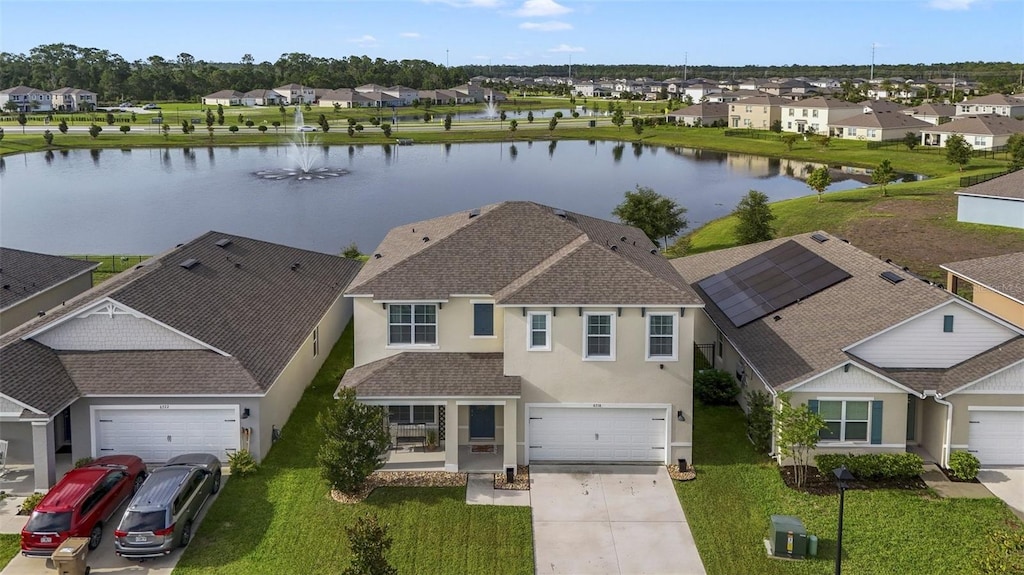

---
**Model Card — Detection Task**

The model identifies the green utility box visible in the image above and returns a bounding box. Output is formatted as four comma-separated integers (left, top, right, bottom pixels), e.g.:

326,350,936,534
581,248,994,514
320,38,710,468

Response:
769,515,808,559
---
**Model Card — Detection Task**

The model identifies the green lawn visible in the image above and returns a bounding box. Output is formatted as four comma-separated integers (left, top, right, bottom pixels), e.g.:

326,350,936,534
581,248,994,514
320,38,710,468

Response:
677,405,1022,575
173,324,534,575
0,534,19,570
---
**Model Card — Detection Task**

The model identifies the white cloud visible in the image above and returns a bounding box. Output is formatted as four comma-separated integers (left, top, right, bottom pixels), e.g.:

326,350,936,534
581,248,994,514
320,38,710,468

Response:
400,32,422,38
423,0,503,8
548,43,584,53
473,55,491,60
514,0,571,17
519,21,572,31
928,0,980,10
349,35,378,47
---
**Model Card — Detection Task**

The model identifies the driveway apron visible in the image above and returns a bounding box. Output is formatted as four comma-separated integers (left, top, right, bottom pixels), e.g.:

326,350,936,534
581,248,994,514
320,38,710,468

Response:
978,467,1024,520
530,465,706,575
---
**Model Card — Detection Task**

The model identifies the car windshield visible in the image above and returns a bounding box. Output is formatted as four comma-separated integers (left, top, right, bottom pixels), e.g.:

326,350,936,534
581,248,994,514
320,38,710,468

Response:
120,511,166,533
25,511,71,533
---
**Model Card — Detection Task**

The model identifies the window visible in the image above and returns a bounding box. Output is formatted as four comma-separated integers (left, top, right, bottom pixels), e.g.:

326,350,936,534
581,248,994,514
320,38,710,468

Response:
472,303,494,337
388,405,436,424
745,105,752,113
388,304,437,345
974,136,986,146
312,327,319,357
788,109,795,117
584,313,615,360
527,311,551,351
802,109,808,117
867,129,877,138
646,313,677,360
818,400,869,442
812,109,819,118
787,122,792,129
943,315,954,333
848,128,857,136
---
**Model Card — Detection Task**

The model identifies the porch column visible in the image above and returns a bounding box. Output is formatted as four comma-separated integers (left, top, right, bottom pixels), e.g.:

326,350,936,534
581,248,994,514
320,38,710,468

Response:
31,420,56,491
444,400,458,472
503,400,517,469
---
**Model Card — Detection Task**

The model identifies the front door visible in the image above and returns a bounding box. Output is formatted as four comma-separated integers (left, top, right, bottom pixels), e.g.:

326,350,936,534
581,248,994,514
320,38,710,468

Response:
469,406,495,440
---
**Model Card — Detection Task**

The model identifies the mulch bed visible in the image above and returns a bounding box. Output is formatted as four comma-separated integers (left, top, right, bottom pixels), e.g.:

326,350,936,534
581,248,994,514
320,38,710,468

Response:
668,464,697,481
494,465,530,490
779,465,927,495
936,466,981,484
330,470,467,504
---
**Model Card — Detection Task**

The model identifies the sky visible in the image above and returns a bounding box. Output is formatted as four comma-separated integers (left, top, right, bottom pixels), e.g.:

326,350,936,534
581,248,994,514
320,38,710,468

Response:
1,0,1021,67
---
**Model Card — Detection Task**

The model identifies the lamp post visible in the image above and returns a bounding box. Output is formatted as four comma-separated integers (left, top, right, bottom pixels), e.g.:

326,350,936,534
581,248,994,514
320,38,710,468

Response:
833,465,854,575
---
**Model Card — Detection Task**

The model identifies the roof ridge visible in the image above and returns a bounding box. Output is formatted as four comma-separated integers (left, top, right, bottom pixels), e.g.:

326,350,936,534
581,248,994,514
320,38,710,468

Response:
494,234,588,302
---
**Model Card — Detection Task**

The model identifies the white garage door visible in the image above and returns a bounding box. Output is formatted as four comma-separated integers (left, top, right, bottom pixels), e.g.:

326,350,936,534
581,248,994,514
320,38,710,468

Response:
94,406,240,463
968,410,1024,466
528,406,667,463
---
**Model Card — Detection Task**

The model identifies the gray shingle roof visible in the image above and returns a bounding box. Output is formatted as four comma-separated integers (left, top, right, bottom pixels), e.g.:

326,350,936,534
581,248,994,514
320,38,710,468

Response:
786,96,861,109
667,103,728,117
924,114,1024,136
58,350,263,395
941,252,1024,303
0,248,98,311
0,232,361,415
0,340,79,417
830,110,932,130
903,103,955,117
347,202,702,306
338,352,520,398
672,232,955,390
954,169,1024,201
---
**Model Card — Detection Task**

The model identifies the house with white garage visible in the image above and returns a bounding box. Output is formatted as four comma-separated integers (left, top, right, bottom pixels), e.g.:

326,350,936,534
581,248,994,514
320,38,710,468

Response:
202,90,244,107
955,93,1024,118
920,115,1024,150
902,103,954,126
780,96,863,135
943,252,1024,330
830,110,932,142
952,169,1024,230
274,83,317,105
337,202,703,474
241,89,283,107
0,248,98,335
672,232,1024,468
0,232,361,490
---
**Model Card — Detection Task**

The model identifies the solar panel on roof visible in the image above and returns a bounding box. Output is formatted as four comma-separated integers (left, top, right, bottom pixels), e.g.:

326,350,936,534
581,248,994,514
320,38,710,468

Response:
697,240,850,327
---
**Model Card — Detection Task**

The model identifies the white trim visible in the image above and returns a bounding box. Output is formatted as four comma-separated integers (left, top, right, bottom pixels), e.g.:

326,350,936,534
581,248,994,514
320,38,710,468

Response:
950,444,969,449
942,358,1024,397
820,443,907,449
21,297,231,356
455,400,507,406
372,299,449,304
784,362,923,396
83,393,264,398
0,263,100,313
453,294,495,298
470,300,497,338
955,390,1024,395
816,398,872,443
967,406,1024,412
670,442,693,447
645,311,679,362
527,311,552,352
360,399,447,406
0,392,45,415
355,395,519,401
386,302,439,347
954,191,1024,203
496,304,704,309
940,265,1024,306
524,403,672,465
89,404,240,459
582,311,616,361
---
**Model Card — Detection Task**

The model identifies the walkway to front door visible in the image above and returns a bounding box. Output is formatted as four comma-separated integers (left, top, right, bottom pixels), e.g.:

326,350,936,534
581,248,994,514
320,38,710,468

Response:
530,465,707,575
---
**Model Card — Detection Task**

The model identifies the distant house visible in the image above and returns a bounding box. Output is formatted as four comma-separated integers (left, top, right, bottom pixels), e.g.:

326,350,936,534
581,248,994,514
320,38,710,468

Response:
920,115,1024,150
419,89,472,105
956,94,1024,118
318,89,372,108
780,96,863,135
50,88,97,112
902,103,955,126
682,82,722,102
707,89,760,103
0,86,53,112
728,95,785,129
943,252,1024,329
0,249,98,335
241,89,282,107
667,102,728,126
202,90,244,107
862,100,907,114
830,110,932,141
274,84,316,105
953,169,1024,230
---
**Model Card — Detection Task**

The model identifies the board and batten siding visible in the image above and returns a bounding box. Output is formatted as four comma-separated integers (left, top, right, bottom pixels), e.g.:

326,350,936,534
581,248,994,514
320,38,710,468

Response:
32,304,206,351
848,304,1017,368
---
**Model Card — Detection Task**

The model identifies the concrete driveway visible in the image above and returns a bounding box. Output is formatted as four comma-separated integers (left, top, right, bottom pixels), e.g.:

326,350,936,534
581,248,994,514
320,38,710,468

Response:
978,467,1024,520
1,477,226,575
530,465,706,575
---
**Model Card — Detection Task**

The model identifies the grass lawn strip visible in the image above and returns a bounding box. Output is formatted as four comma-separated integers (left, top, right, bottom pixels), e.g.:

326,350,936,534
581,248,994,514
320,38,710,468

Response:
676,405,1022,575
173,324,534,575
0,534,19,570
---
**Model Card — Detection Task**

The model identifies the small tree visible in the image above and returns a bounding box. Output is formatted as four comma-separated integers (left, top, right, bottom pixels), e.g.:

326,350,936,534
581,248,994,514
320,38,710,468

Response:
105,112,115,126
443,113,452,131
318,114,330,133
612,185,688,248
245,120,255,128
43,129,53,145
205,109,215,130
770,119,783,133
119,124,131,134
945,133,972,172
272,120,281,133
58,119,68,134
382,123,392,137
612,108,625,130
903,131,919,151
509,119,518,139
782,134,798,151
18,112,28,133
216,104,224,125
228,125,239,133
88,123,102,138
342,514,397,575
1006,132,1024,170
774,393,825,489
733,190,776,244
0,127,4,142
527,110,534,123
258,124,268,135
632,117,644,136
548,116,558,132
316,387,390,495
746,390,774,455
806,165,832,203
341,242,362,260
872,158,897,197
423,112,432,123
162,123,170,138
181,120,191,135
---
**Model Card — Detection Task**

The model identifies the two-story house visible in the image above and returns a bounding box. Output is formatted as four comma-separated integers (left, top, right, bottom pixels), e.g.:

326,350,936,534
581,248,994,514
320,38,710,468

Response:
0,86,53,112
337,202,704,475
274,83,317,105
780,96,863,135
50,88,97,112
955,94,1024,118
728,95,785,129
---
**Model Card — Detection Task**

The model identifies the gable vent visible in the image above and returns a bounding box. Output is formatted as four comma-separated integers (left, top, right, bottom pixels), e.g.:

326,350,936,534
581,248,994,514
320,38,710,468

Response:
179,258,200,270
215,238,233,247
880,270,904,284
811,233,829,243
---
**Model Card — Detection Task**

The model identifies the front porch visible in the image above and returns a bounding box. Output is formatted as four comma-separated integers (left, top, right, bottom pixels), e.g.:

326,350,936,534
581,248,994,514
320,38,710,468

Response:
383,445,507,473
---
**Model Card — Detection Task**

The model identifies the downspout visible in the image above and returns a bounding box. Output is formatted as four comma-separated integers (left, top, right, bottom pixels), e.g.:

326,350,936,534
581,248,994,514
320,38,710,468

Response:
927,391,954,468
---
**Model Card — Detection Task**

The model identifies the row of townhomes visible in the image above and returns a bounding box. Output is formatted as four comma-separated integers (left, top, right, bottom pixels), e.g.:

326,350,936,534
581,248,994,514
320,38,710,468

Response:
2,193,1022,490
200,82,507,108
0,86,97,112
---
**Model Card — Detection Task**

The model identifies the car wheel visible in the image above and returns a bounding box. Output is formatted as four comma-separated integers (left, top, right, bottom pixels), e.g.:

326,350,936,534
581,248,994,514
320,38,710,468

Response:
133,473,146,495
212,470,222,494
88,523,103,550
180,521,193,547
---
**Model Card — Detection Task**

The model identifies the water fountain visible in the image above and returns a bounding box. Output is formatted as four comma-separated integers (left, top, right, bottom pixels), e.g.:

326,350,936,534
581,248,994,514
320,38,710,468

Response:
483,100,499,119
254,107,349,181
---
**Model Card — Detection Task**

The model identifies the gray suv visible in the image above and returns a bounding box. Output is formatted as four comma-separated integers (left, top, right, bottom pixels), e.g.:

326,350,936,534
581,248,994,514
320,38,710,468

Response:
113,453,221,559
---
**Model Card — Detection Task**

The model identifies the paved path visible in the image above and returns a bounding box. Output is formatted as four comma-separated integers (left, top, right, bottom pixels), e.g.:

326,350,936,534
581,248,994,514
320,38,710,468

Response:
466,474,531,506
978,467,1024,520
921,463,994,499
530,465,706,575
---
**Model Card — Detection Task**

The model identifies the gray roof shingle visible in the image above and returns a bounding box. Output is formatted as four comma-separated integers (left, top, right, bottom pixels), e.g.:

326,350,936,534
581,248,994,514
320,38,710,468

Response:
941,252,1024,303
0,248,98,310
339,352,520,398
953,169,1024,201
58,350,264,395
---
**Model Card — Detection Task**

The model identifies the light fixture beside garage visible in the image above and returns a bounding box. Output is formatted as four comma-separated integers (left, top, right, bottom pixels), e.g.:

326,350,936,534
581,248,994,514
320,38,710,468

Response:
677,410,685,422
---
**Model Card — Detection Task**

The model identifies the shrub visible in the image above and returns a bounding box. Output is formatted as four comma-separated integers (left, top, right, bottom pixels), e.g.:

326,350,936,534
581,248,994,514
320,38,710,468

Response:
694,369,740,405
745,390,773,454
73,457,95,468
20,492,45,514
343,514,397,575
228,449,259,477
976,529,1024,574
814,452,923,481
317,387,391,495
949,450,980,481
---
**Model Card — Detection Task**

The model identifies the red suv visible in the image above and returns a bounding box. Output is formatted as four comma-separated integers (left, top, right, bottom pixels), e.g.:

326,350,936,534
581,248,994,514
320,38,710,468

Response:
21,455,147,557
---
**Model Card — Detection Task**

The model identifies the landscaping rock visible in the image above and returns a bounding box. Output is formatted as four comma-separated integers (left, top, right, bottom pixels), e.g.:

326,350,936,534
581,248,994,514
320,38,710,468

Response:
494,465,530,490
668,464,696,481
330,470,467,504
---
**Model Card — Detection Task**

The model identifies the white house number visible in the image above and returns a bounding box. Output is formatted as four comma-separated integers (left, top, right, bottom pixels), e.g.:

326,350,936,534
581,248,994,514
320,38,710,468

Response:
592,404,602,408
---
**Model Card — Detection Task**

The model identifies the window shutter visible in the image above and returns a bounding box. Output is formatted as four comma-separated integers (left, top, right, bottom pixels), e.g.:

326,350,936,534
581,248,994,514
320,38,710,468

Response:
807,399,819,414
870,400,883,445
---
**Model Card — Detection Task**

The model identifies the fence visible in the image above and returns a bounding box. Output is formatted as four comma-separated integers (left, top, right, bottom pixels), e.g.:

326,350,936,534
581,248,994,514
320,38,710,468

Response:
69,255,149,274
695,343,716,370
867,139,1009,159
723,129,783,141
959,167,1019,188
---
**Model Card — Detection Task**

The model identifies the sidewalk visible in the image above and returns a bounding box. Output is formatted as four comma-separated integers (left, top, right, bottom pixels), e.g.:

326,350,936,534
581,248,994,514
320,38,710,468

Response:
920,464,994,499
465,474,530,506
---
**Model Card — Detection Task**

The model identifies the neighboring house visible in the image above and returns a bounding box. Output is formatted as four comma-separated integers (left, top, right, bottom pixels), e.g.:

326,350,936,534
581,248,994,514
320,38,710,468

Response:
241,89,282,107
384,85,420,106
274,84,316,105
0,249,98,335
453,83,486,102
780,97,863,135
0,85,53,112
682,82,722,102
943,252,1024,329
707,89,761,103
952,169,1024,230
728,95,785,129
418,89,471,105
337,202,704,473
201,90,244,107
50,88,96,112
667,102,728,126
0,232,361,490
902,103,955,125
672,232,1024,467
862,100,907,114
956,93,1024,118
920,115,1024,150
830,110,932,141
318,89,372,108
